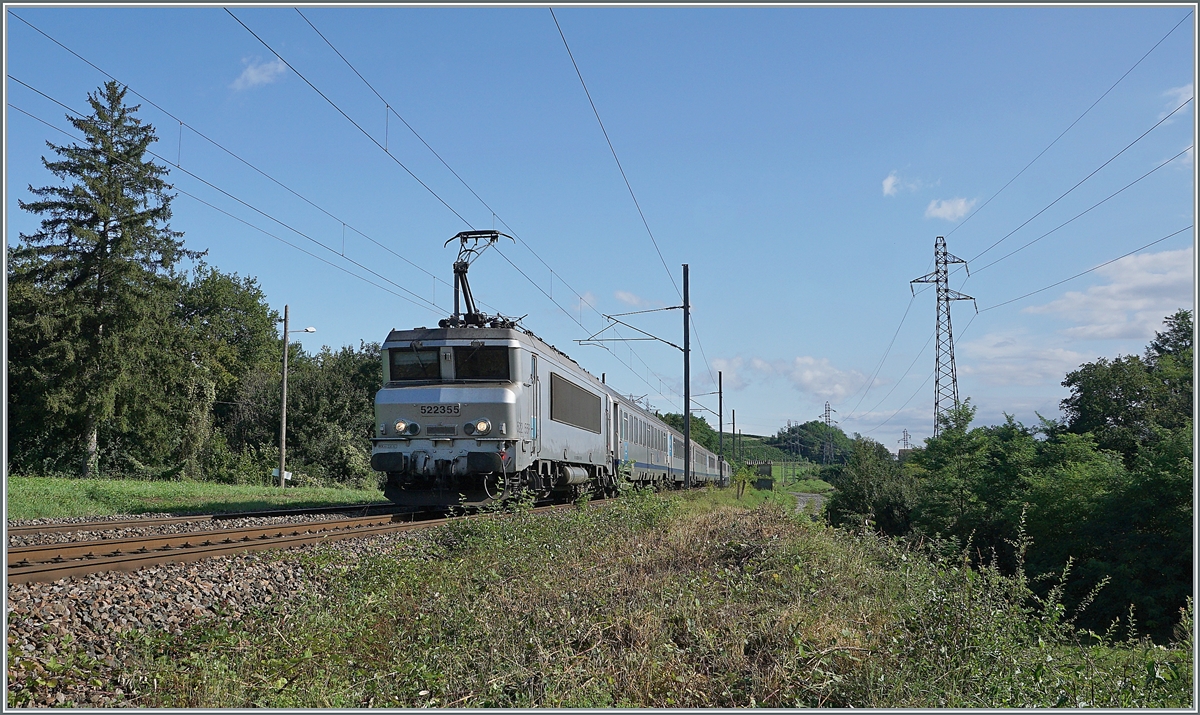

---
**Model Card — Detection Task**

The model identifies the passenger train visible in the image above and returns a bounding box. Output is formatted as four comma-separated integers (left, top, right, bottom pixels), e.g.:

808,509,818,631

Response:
370,231,729,506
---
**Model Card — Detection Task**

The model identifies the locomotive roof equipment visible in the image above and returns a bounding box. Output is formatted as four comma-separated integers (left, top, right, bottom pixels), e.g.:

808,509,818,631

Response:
439,230,518,329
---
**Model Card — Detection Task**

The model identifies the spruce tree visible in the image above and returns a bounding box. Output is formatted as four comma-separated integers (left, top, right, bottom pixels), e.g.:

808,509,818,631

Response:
12,81,200,477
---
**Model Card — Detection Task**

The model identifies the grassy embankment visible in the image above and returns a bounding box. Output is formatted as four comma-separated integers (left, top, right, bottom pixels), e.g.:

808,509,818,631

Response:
86,487,1192,708
5,476,386,520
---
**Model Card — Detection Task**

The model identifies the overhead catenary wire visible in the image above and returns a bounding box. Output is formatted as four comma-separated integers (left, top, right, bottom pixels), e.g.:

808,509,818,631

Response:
280,8,700,412
549,7,720,390
9,102,445,317
946,10,1193,239
549,6,678,300
43,4,648,392
293,8,624,330
8,10,456,298
293,10,653,364
9,75,447,316
225,8,475,229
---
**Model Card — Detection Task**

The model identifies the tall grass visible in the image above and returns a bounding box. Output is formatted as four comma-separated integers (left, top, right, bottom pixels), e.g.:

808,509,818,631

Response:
100,491,1194,707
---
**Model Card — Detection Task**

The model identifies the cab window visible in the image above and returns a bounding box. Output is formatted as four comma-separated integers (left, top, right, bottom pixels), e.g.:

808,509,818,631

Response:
454,346,511,381
390,348,440,381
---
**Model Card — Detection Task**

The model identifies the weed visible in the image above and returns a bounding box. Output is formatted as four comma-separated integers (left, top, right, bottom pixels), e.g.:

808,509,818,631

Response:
103,489,1192,708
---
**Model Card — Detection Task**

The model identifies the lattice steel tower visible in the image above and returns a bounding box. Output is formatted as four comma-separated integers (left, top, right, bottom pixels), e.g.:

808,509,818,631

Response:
821,401,837,464
910,237,976,437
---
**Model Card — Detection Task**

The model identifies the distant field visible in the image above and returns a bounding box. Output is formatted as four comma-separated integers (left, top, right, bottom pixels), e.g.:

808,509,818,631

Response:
5,477,386,520
767,462,821,481
785,478,834,494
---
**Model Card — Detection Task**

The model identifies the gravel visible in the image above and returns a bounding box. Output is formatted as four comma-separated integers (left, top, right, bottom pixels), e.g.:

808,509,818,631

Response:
8,512,371,548
5,513,428,708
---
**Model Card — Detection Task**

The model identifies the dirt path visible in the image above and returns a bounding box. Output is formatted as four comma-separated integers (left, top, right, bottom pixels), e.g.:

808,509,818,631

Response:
790,492,827,514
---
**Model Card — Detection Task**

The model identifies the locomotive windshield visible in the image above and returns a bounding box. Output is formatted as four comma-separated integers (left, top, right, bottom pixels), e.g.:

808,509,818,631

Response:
454,345,510,381
387,345,512,383
389,348,440,381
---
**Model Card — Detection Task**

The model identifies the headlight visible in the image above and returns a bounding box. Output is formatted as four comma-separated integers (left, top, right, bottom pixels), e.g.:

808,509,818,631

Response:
394,420,420,436
470,418,491,436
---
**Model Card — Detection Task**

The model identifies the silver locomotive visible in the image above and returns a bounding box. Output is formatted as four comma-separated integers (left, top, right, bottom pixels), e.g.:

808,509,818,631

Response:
370,231,728,506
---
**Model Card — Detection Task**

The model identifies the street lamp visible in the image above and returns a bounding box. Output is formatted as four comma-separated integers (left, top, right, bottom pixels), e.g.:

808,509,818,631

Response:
279,304,316,488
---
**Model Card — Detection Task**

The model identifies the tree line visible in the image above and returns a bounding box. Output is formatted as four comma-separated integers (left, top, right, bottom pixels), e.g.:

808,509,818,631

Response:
823,309,1193,643
7,82,382,488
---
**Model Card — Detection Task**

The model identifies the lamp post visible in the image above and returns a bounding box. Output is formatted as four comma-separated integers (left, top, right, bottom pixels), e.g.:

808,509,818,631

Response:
279,304,316,487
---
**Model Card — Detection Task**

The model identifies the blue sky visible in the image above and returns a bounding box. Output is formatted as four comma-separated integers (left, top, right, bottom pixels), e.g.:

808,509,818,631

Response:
5,5,1195,449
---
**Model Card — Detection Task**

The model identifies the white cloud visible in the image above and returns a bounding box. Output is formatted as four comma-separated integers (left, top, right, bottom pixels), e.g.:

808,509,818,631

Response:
1160,83,1193,122
1024,246,1194,340
710,357,747,390
614,290,644,306
576,291,596,312
713,354,865,401
882,170,925,197
231,57,287,91
959,329,1086,386
882,171,900,196
780,356,865,401
925,197,976,222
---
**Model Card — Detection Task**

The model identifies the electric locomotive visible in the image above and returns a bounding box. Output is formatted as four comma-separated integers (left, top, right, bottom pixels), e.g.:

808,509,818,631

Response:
370,231,728,507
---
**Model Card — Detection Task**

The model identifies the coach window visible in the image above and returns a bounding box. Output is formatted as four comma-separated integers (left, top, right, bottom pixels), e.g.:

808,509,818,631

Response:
389,348,441,382
453,346,511,381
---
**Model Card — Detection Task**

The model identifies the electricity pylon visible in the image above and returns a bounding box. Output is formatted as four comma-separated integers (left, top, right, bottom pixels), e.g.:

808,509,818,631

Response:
911,236,976,437
821,401,837,464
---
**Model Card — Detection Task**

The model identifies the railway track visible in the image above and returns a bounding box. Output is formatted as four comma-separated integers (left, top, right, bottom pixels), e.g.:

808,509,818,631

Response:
6,501,405,537
7,503,572,584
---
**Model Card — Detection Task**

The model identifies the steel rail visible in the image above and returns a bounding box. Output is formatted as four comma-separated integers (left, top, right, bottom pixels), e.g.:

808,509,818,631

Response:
7,513,415,567
5,502,406,536
6,503,578,584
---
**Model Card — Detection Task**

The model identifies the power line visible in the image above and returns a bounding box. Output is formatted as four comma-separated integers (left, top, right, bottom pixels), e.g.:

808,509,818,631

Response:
864,312,977,436
979,225,1193,312
968,95,1193,264
863,225,1191,438
549,7,678,299
970,145,1194,276
225,8,475,229
866,369,934,434
279,8,704,412
854,329,935,425
7,10,452,295
9,102,444,316
843,292,916,420
947,10,1193,239
549,6,715,386
9,75,448,317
